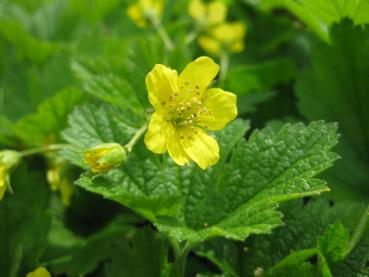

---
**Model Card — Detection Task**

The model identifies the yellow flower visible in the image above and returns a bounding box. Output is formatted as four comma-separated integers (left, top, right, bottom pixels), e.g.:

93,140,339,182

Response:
198,22,246,56
188,0,227,28
144,56,237,169
46,155,74,206
0,150,21,200
127,0,163,28
26,267,51,277
84,143,127,173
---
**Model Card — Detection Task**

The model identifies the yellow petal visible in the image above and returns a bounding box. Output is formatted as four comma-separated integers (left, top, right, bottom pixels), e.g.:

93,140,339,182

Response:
166,126,190,166
207,1,227,25
178,56,219,94
127,4,147,27
212,22,246,43
230,40,245,53
200,88,237,130
146,64,178,109
144,111,170,154
188,0,206,21
26,267,51,277
180,128,219,169
198,35,221,56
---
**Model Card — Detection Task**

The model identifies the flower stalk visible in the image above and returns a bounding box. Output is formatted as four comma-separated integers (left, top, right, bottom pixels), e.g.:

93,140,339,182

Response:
219,51,229,82
20,144,70,157
125,122,149,152
149,16,175,51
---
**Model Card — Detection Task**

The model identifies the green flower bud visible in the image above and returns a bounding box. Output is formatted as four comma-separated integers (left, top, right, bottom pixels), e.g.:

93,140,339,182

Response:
84,143,127,173
0,150,21,200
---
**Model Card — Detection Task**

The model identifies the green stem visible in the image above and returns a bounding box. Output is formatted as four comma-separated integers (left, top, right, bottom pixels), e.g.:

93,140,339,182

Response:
344,205,369,258
219,51,229,82
125,123,148,152
185,29,201,45
150,16,175,51
20,144,70,157
171,241,195,277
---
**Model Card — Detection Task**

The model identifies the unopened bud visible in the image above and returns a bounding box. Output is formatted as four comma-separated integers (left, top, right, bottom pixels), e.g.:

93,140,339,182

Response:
84,143,127,173
0,150,21,170
26,266,51,277
0,150,21,200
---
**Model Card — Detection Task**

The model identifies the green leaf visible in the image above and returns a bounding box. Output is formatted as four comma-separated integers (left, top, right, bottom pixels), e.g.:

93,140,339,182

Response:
240,200,369,276
14,87,84,145
76,120,338,244
246,0,369,42
227,59,295,96
45,217,167,277
80,72,144,112
157,121,337,243
318,221,350,264
0,165,51,277
104,227,169,277
296,20,369,199
0,19,57,64
75,120,249,226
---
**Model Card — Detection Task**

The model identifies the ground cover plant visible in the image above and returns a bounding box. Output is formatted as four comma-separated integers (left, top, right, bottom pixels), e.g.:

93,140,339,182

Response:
0,0,369,276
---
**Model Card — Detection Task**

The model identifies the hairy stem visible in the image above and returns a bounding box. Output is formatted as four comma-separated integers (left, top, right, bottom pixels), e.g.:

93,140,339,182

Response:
20,144,70,157
150,16,175,51
172,241,194,277
219,51,230,82
125,122,148,152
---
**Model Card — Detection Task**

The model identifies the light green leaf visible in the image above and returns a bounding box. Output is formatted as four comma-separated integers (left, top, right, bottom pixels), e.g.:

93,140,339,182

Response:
14,87,84,145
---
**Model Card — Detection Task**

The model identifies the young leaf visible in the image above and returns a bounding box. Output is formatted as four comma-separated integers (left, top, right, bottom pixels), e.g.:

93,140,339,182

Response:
318,221,349,264
266,249,317,277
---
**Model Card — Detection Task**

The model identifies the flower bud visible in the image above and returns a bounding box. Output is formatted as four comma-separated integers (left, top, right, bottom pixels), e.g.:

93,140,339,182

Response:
0,150,21,200
26,267,51,277
46,154,74,206
84,143,127,173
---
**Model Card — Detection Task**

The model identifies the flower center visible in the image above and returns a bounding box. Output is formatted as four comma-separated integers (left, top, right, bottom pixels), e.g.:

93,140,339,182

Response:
163,83,211,127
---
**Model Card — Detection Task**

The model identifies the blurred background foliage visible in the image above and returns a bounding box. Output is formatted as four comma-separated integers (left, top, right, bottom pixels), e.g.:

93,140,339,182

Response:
0,0,369,276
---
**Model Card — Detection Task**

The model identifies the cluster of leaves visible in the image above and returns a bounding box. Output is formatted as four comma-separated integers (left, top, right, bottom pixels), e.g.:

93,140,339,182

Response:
0,0,369,276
